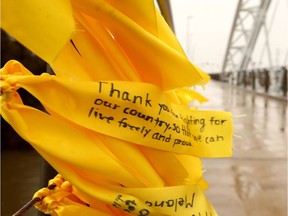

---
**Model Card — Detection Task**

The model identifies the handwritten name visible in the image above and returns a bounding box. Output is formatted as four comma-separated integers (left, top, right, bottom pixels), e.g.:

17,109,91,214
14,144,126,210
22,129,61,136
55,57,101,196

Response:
145,193,195,212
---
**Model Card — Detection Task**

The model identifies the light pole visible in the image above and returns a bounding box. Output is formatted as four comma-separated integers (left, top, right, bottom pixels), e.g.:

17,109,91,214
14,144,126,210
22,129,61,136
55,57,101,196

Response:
186,15,193,59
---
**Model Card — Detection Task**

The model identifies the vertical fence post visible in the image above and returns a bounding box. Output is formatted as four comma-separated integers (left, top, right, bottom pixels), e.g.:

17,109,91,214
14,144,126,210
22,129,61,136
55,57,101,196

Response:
282,67,287,97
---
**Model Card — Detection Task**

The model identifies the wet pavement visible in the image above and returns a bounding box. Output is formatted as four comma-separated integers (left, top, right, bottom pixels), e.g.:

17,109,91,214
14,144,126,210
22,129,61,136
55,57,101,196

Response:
1,81,287,216
198,81,287,216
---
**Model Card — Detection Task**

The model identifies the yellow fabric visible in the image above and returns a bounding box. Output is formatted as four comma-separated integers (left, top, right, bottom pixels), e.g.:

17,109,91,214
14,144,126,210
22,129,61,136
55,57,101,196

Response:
1,0,209,90
174,88,208,105
1,0,75,63
0,59,224,215
0,60,222,215
1,61,233,157
1,0,233,215
32,174,217,216
0,61,212,186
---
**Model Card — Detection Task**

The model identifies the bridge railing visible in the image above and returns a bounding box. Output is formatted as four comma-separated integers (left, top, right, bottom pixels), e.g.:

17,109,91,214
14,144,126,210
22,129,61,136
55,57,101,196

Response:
219,66,287,98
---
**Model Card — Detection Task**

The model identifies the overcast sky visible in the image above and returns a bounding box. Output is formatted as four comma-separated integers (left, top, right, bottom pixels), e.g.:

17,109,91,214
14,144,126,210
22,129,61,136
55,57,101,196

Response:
170,0,288,73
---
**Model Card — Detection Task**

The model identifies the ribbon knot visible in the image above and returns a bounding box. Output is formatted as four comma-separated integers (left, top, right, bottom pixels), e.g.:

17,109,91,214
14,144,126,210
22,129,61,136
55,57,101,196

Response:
32,175,88,215
0,76,17,102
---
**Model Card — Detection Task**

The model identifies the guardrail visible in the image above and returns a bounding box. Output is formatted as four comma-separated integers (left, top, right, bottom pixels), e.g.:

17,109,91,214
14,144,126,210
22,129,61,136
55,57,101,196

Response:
219,67,287,98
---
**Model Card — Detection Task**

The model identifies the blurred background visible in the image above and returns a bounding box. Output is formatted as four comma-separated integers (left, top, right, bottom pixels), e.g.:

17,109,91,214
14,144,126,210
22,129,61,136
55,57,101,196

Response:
1,0,287,215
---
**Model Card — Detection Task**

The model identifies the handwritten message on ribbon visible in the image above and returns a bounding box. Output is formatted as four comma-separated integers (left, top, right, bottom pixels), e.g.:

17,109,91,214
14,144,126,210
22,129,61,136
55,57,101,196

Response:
8,74,233,157
85,81,232,157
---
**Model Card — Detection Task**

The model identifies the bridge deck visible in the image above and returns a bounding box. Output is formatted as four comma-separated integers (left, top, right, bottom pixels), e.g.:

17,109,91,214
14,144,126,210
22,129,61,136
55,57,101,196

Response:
201,81,287,216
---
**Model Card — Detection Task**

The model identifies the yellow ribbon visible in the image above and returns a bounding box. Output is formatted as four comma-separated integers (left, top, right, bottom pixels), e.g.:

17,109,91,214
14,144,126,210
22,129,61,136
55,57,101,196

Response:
1,0,210,90
0,60,223,215
33,174,217,216
1,0,233,215
1,61,233,157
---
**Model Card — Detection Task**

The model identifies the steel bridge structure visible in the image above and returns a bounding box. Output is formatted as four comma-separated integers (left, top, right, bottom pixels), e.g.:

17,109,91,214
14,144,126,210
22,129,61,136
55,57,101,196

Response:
158,0,287,97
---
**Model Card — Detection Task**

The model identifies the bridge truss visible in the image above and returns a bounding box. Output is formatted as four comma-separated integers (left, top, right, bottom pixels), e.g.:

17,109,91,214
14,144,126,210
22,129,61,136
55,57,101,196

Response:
221,0,273,81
